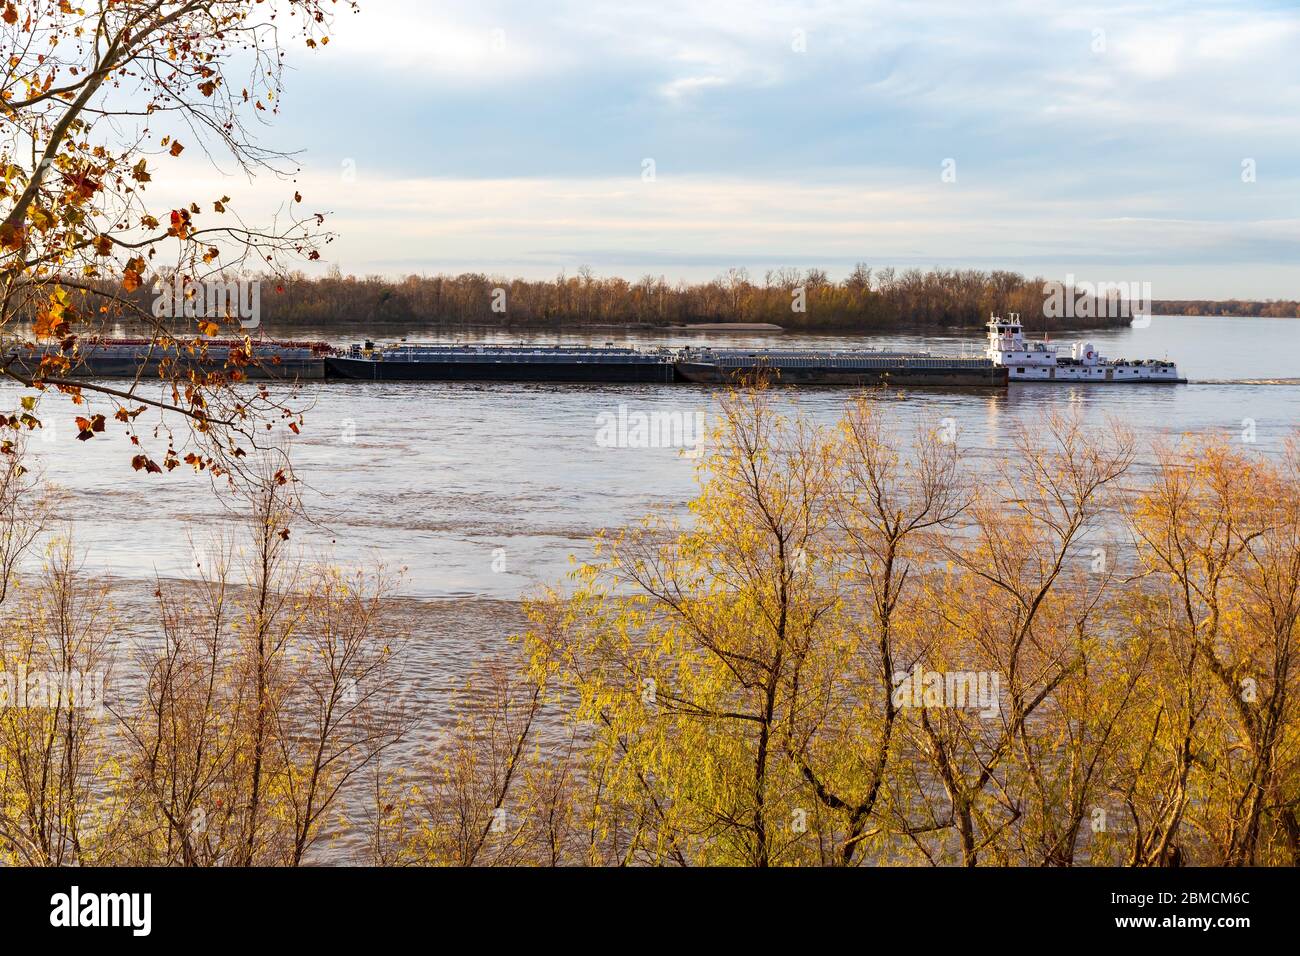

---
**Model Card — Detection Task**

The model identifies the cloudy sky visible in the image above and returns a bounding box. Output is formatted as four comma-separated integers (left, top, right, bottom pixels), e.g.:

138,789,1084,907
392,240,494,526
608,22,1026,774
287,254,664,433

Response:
199,0,1300,297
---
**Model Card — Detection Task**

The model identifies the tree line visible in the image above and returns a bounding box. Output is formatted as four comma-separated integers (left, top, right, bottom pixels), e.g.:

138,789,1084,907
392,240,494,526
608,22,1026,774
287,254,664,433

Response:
179,265,1143,333
16,268,1295,343
1151,299,1300,318
195,267,1300,332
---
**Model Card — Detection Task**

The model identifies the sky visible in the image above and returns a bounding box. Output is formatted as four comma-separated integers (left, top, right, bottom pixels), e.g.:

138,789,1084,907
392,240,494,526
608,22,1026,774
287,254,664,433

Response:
177,0,1300,298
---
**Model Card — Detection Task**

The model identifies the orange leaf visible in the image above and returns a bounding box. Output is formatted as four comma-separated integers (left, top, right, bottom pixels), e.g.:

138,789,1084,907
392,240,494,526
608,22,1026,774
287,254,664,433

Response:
73,415,105,441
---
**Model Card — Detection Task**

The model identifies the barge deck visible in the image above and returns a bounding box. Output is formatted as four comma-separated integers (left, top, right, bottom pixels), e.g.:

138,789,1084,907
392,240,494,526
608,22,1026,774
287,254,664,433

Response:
324,341,1008,387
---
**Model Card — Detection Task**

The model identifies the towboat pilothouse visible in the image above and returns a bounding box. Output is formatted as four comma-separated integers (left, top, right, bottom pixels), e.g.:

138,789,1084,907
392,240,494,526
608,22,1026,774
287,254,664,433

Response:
985,314,1184,383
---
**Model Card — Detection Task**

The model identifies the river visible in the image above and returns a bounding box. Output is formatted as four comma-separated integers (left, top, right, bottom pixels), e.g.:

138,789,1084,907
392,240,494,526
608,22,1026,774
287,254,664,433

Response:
2,313,1298,857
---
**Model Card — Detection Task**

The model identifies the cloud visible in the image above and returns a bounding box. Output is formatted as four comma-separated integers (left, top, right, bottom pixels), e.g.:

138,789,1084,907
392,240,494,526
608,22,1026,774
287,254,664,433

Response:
210,0,1300,296
144,161,1300,297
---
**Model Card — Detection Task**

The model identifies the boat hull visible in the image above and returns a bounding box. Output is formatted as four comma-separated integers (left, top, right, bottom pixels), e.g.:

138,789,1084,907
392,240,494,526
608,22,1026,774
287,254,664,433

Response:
673,362,1007,387
1005,366,1185,383
6,348,325,381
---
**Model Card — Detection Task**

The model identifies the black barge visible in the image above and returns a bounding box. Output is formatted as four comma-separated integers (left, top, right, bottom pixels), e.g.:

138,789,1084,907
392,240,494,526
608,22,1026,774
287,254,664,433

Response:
324,342,1007,387
673,348,1007,387
5,338,328,380
325,343,677,383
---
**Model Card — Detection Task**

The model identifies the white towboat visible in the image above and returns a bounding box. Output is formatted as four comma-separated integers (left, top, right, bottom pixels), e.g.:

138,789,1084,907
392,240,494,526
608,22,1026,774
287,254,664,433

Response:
985,314,1184,383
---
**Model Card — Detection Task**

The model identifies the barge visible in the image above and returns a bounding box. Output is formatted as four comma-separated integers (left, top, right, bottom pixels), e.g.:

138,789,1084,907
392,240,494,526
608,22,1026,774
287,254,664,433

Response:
325,341,1007,387
4,338,328,381
325,343,677,383
10,326,1187,388
673,348,1006,387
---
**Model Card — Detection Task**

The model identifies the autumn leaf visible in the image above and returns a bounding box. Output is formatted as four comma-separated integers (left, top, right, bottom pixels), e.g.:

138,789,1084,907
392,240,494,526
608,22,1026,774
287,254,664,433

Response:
169,140,185,157
0,221,23,251
131,454,162,474
93,234,113,256
65,168,100,201
74,414,105,441
1,5,15,26
29,207,55,233
34,288,74,340
169,208,190,239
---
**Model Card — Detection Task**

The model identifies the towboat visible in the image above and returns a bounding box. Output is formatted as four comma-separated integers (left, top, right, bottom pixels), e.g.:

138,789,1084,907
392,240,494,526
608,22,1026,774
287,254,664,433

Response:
985,314,1184,383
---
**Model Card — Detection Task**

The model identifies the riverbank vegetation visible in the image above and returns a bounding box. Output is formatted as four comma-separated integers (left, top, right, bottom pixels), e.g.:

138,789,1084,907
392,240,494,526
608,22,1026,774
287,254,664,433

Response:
18,266,1295,348
0,456,411,865
32,265,1147,335
137,267,1299,333
1149,298,1300,318
262,265,1087,332
183,267,1300,331
2,389,1297,866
